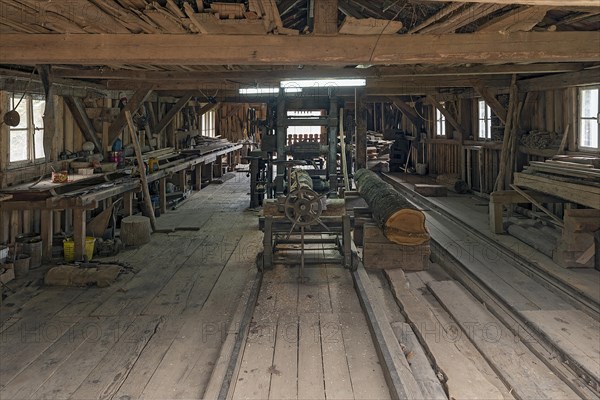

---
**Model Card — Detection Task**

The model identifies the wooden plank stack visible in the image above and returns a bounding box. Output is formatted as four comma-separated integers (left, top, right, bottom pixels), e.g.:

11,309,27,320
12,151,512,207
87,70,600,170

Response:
362,223,430,271
554,209,600,268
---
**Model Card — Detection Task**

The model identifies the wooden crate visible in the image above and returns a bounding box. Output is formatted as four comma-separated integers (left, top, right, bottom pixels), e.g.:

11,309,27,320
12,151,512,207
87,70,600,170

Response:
363,224,430,271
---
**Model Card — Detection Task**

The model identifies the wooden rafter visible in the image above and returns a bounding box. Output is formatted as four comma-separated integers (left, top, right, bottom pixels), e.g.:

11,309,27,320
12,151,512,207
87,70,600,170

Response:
423,0,599,6
419,3,505,34
408,3,464,34
1,32,597,65
477,6,551,32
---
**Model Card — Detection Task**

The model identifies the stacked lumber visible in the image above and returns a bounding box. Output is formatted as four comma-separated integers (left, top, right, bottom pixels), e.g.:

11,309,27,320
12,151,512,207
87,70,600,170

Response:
554,209,600,268
523,159,600,183
367,131,394,158
520,130,563,150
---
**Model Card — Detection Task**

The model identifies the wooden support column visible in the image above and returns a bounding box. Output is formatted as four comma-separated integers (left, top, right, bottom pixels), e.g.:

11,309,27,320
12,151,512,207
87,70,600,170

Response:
195,162,204,190
72,208,86,260
159,177,168,214
40,209,53,261
215,155,223,178
10,210,19,244
53,211,61,233
178,170,187,192
356,91,367,170
22,210,32,234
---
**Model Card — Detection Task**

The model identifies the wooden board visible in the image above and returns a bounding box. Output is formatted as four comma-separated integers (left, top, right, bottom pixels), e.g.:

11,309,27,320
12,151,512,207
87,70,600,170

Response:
428,280,579,399
363,223,430,271
385,269,507,400
413,184,447,197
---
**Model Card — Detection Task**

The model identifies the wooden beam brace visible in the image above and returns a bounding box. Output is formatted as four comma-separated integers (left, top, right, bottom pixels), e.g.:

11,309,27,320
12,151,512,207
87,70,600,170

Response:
408,3,464,34
388,97,422,129
63,96,103,151
153,91,194,136
425,96,465,138
474,85,508,124
108,87,153,146
1,32,598,65
517,68,600,92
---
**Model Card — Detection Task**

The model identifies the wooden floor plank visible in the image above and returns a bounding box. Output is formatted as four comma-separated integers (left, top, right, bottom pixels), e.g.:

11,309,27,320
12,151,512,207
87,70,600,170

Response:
429,280,579,399
340,311,391,400
0,316,113,399
386,269,507,400
28,317,134,399
268,315,299,400
320,312,354,400
110,315,186,400
69,315,163,400
297,313,326,400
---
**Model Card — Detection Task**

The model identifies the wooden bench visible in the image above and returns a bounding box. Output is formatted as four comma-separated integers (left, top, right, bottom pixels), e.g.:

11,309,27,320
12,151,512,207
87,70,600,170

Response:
489,190,566,234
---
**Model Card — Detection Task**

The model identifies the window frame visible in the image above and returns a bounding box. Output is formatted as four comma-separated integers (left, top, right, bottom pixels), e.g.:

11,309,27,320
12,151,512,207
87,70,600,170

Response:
478,99,492,140
578,86,600,151
435,106,446,137
8,93,46,168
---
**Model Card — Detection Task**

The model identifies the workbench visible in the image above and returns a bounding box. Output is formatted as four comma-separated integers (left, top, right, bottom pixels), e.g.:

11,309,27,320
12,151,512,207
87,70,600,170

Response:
0,172,140,261
0,142,242,262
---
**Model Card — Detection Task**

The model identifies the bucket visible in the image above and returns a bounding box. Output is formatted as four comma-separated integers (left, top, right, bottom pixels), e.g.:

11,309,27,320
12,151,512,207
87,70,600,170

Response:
17,237,42,269
13,254,30,277
63,237,96,262
416,163,428,176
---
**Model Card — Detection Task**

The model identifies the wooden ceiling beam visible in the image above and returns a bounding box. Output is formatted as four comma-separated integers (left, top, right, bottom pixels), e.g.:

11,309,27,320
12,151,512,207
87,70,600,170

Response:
477,6,551,33
1,32,597,65
517,68,600,92
63,96,103,151
313,0,339,35
49,63,589,81
422,0,599,6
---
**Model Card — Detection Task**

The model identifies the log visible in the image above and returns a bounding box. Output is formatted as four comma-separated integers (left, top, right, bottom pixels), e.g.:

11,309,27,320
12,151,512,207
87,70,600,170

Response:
120,216,152,246
263,198,346,217
289,168,313,191
354,169,430,246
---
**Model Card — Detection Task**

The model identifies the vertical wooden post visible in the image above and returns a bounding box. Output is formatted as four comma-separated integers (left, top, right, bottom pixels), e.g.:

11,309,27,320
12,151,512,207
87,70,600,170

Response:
53,210,62,233
22,210,32,234
73,208,86,260
195,162,204,190
123,192,133,217
159,177,168,214
178,170,187,191
40,209,53,261
125,110,157,231
215,156,223,178
10,210,19,244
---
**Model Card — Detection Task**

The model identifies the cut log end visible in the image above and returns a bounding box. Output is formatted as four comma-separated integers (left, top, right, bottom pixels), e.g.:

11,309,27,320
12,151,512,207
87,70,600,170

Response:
384,209,430,246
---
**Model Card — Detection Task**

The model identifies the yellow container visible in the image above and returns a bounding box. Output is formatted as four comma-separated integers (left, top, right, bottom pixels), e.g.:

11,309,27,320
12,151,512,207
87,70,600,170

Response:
63,237,96,262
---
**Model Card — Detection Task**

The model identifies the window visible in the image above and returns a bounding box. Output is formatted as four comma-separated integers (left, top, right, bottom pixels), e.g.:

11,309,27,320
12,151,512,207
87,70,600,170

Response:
8,94,45,164
435,106,446,137
201,109,215,137
579,87,599,150
478,100,492,139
